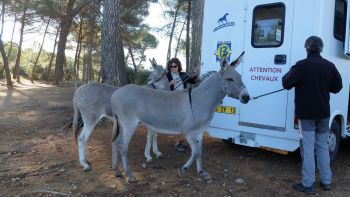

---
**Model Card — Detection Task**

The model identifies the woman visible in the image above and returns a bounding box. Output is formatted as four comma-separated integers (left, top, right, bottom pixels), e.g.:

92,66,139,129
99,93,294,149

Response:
166,57,197,152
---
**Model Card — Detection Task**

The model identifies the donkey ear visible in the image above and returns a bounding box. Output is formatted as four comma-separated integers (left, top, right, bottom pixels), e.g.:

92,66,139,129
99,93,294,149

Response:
149,58,158,69
230,51,245,68
152,58,158,66
220,53,229,71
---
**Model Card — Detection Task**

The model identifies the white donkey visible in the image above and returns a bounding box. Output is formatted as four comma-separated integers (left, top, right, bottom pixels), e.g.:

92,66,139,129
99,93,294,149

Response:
111,52,250,183
73,61,169,172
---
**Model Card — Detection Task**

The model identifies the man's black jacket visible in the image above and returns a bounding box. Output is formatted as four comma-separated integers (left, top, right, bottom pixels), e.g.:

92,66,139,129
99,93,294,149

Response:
282,53,343,119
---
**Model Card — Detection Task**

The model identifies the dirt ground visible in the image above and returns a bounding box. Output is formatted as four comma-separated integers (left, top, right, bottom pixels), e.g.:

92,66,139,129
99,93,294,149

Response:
1,81,350,197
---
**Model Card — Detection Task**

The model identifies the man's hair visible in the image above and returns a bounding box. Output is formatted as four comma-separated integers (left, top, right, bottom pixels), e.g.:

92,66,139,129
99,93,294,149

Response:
304,36,323,53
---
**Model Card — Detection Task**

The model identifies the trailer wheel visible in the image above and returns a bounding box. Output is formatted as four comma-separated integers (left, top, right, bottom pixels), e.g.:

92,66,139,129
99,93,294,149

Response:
328,120,341,164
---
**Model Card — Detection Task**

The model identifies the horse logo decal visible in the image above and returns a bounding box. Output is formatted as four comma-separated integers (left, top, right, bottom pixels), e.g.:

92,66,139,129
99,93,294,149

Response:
214,13,235,32
217,13,229,24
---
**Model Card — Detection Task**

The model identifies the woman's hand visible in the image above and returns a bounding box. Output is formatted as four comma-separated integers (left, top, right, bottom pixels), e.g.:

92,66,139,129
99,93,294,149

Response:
170,79,177,85
192,69,197,77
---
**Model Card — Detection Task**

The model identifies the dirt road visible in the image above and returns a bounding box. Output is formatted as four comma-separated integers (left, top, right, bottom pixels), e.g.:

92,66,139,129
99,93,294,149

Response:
1,83,350,196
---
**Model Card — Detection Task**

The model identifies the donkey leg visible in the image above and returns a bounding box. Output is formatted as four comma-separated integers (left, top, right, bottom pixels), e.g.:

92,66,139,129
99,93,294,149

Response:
78,120,97,172
112,120,123,177
144,129,153,162
112,134,123,177
151,130,163,159
195,133,211,180
120,121,138,183
178,134,198,176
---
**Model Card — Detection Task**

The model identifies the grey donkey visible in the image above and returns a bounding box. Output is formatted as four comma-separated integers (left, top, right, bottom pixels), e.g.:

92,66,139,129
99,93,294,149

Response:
110,52,250,183
72,61,170,172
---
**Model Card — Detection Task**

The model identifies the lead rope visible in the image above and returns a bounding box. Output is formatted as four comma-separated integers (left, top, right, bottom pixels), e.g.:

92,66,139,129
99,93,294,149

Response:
188,88,193,113
251,88,286,100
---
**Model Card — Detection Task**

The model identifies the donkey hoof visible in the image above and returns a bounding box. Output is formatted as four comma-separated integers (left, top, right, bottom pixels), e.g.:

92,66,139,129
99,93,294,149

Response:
83,166,91,172
128,176,137,183
82,160,91,172
198,171,211,180
177,167,188,176
155,153,163,159
84,167,91,172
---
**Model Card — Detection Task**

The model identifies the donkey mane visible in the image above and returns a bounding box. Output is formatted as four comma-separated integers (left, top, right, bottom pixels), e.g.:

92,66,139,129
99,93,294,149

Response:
199,71,217,82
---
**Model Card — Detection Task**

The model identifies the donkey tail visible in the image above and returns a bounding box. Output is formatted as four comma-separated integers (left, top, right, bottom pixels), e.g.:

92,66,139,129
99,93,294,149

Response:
111,114,120,143
72,102,83,143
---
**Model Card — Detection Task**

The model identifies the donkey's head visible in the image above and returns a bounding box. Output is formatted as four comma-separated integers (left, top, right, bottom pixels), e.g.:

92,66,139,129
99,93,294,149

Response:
219,52,250,104
147,58,170,90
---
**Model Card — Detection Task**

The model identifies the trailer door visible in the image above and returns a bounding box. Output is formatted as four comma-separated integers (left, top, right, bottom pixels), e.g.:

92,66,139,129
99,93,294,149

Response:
345,0,350,57
239,1,294,131
201,0,248,130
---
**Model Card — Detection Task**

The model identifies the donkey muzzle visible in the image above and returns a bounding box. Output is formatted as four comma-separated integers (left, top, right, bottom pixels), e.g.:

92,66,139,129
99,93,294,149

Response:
241,94,250,104
239,88,250,104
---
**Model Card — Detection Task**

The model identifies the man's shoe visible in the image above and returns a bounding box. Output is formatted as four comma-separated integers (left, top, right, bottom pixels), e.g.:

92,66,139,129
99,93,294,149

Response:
320,182,332,190
293,183,316,195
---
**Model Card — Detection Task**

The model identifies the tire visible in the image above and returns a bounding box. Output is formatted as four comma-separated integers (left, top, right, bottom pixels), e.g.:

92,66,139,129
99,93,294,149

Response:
222,138,234,145
328,120,341,164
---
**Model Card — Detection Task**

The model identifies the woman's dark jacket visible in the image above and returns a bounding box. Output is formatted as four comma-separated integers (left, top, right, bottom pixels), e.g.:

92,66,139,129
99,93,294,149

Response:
166,72,197,91
282,53,342,119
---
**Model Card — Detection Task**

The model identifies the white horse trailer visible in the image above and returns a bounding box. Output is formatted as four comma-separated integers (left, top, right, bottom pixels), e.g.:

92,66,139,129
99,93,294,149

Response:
201,0,350,161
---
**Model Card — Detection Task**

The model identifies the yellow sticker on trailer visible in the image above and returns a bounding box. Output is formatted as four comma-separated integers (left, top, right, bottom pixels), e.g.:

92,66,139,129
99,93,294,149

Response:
215,105,236,114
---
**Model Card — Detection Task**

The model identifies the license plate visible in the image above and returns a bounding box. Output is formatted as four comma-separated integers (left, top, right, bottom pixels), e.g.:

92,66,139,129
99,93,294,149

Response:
215,105,236,114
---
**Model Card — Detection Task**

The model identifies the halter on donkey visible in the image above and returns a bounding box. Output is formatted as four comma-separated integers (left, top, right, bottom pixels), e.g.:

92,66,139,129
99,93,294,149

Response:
111,52,250,183
72,59,170,172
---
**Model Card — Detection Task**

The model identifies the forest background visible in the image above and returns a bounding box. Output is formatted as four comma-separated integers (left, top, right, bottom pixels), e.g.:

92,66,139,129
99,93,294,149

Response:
0,0,205,87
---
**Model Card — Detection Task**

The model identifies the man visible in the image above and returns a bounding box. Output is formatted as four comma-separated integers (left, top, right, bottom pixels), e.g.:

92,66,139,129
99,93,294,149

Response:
282,36,342,195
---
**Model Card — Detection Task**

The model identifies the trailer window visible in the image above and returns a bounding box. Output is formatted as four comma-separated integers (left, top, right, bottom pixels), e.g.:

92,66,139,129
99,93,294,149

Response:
252,3,285,48
334,0,347,41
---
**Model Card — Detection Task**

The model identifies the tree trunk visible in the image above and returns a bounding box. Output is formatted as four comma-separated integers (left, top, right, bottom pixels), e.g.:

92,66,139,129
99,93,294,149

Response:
76,36,82,80
166,1,180,61
0,39,12,86
189,0,204,75
86,9,94,82
175,20,186,58
31,18,50,82
0,2,4,38
54,0,74,86
0,7,3,33
0,13,16,77
128,45,137,83
101,0,126,86
46,26,59,82
82,51,86,82
116,31,126,86
137,46,146,68
73,16,83,82
7,14,16,58
185,0,191,72
54,0,95,85
13,0,29,82
0,2,5,76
